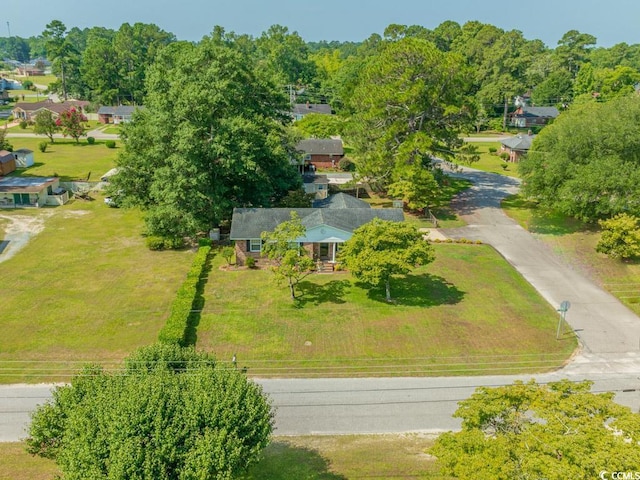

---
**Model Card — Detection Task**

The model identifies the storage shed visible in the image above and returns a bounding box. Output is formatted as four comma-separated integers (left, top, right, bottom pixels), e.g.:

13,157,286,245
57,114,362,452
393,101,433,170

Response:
0,150,16,176
13,148,34,168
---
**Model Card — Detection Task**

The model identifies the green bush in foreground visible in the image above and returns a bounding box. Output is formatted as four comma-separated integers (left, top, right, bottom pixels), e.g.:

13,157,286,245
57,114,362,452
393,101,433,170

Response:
105,140,116,148
26,343,273,480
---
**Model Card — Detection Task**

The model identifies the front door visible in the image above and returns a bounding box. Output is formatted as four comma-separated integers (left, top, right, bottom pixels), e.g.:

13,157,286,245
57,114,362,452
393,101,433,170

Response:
319,243,330,260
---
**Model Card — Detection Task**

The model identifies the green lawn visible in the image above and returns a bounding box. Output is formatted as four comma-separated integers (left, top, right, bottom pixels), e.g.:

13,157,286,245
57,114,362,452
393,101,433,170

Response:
455,141,520,178
502,194,640,315
0,199,195,383
1,434,448,480
7,137,120,181
196,245,575,377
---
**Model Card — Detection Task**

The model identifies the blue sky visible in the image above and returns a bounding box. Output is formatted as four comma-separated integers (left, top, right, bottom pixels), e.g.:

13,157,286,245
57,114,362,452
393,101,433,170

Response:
3,0,638,47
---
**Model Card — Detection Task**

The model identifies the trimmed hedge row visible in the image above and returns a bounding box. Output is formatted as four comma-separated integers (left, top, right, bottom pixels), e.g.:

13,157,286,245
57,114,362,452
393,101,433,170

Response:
158,245,211,346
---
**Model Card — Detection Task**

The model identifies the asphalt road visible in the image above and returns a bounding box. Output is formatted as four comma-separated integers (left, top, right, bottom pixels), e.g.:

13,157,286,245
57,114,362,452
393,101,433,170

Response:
3,165,640,441
3,371,640,441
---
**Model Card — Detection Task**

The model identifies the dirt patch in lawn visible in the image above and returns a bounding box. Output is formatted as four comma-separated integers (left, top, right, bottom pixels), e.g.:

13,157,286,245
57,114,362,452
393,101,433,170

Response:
0,211,55,263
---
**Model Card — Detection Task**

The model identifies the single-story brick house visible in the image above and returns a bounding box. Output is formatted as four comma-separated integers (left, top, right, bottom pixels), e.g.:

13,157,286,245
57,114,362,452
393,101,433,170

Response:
292,103,332,121
12,100,90,122
500,134,535,162
97,105,143,124
0,150,16,176
509,106,559,128
13,148,34,168
0,176,69,207
230,193,404,266
296,138,345,169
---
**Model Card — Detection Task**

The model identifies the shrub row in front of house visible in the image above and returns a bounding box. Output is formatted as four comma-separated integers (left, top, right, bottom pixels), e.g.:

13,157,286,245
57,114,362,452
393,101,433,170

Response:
158,244,211,346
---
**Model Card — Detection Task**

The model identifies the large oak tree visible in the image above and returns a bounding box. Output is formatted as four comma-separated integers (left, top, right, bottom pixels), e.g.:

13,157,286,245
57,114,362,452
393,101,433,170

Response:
347,37,470,190
112,35,301,238
519,95,640,222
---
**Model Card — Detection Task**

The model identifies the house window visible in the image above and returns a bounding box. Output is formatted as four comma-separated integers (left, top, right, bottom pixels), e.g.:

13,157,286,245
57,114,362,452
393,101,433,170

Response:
249,239,262,252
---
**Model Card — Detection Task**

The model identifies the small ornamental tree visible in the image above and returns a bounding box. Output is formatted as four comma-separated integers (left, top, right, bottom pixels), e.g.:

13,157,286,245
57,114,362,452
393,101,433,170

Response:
339,218,435,301
387,164,440,213
261,211,316,300
55,107,87,143
596,213,640,259
221,245,235,266
26,344,273,479
456,143,481,165
33,109,58,143
0,127,12,152
431,380,640,479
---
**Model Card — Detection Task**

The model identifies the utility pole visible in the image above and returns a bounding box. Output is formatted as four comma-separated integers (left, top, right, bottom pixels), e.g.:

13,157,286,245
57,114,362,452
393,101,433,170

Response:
6,21,10,37
502,95,509,132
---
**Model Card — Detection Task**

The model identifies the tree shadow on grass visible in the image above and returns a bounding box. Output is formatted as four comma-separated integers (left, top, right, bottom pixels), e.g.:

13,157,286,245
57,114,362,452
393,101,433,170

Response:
242,442,347,479
361,272,465,307
183,252,213,347
294,279,351,308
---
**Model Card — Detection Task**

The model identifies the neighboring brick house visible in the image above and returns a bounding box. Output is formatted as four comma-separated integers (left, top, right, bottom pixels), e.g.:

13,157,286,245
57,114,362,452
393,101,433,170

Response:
12,100,90,122
292,103,332,121
509,106,559,128
97,105,143,124
500,134,535,162
230,193,404,267
296,138,344,169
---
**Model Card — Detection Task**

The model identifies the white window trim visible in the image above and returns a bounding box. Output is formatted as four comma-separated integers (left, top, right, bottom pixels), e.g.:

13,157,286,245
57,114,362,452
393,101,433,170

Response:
249,239,262,252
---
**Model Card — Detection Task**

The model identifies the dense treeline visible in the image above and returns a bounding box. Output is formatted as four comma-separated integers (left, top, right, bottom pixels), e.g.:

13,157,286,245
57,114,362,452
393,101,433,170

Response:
3,20,640,110
7,19,640,236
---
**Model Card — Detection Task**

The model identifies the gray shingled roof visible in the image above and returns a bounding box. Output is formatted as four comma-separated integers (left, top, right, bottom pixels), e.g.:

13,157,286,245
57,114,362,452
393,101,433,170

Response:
293,103,332,115
501,134,535,151
230,207,404,239
97,105,143,116
296,138,344,156
519,106,559,118
313,192,370,209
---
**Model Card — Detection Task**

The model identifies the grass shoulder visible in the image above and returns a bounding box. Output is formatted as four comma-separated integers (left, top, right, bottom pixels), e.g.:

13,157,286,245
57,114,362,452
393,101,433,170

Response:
502,194,640,313
1,434,447,480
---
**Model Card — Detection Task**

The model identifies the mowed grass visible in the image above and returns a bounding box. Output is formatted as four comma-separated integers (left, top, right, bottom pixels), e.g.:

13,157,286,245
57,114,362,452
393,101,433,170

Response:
0,434,448,480
457,141,520,178
197,245,575,377
502,194,640,315
7,137,120,181
0,199,195,383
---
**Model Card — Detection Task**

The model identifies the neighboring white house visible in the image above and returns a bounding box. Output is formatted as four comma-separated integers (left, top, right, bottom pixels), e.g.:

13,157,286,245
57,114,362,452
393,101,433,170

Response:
302,174,329,200
0,177,69,207
13,148,34,168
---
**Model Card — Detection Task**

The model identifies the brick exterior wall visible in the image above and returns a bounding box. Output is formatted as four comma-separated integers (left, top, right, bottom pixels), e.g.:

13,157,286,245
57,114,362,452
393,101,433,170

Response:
309,153,344,169
234,241,317,266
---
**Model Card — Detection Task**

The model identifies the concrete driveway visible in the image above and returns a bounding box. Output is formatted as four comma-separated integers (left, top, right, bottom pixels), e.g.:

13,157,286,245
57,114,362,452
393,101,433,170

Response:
444,166,640,363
